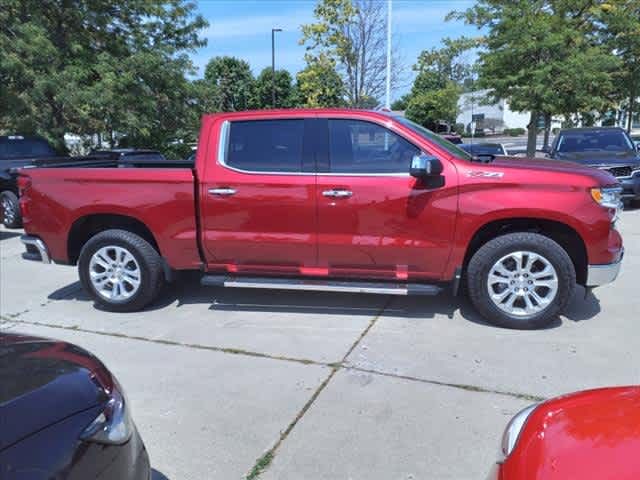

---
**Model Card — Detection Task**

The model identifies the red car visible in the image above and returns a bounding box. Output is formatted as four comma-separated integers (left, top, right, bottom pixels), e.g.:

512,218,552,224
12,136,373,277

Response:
489,386,640,479
18,109,623,329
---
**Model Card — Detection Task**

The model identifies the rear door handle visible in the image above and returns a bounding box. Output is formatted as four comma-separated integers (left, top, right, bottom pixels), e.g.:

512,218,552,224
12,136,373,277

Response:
323,189,353,198
209,187,237,196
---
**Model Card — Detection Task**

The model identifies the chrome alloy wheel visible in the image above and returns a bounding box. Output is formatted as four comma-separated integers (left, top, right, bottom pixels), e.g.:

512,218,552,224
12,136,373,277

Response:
89,246,141,302
2,196,15,224
487,251,559,317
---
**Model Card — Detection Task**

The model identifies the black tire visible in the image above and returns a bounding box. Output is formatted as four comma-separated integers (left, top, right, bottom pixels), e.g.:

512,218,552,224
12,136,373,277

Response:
78,229,164,312
1,190,21,228
467,232,575,329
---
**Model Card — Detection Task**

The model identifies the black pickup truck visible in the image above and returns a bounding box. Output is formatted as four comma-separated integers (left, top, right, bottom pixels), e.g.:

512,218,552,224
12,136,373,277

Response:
1,136,62,228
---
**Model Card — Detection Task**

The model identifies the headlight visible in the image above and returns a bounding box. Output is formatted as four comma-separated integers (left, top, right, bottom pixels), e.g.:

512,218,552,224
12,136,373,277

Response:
500,403,538,459
590,186,622,209
81,381,133,445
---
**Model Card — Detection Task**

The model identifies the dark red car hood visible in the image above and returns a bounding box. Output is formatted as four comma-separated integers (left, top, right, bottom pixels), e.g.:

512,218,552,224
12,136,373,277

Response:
0,334,112,451
504,386,640,480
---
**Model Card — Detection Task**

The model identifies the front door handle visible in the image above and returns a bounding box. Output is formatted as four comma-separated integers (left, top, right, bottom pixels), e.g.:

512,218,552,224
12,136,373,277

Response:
322,189,353,198
209,187,237,196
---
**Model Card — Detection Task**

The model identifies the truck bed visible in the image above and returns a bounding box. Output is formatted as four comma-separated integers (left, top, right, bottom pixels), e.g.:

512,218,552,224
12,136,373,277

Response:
19,164,201,270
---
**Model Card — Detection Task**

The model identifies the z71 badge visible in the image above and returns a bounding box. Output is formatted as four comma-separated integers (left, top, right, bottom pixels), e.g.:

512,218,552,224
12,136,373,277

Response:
467,171,505,178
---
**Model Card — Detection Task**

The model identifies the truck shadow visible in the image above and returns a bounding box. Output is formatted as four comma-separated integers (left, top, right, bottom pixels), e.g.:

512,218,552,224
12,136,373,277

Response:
48,273,601,329
0,230,21,240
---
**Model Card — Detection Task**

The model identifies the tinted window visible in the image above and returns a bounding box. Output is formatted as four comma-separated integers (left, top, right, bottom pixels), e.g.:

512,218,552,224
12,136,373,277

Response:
556,130,634,153
328,119,419,173
0,138,56,160
395,117,473,161
226,119,304,172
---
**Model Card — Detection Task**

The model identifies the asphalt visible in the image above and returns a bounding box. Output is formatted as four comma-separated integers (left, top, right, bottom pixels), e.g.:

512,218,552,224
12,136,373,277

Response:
1,211,639,480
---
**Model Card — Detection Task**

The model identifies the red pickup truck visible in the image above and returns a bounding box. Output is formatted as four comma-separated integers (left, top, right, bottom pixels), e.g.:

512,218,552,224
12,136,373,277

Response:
19,109,623,329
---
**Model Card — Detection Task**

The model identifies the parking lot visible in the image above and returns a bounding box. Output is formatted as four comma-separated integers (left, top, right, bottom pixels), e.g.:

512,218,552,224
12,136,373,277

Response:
1,211,639,480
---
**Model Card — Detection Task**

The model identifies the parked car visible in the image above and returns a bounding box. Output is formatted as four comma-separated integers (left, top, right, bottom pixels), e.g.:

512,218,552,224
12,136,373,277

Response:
441,133,463,144
0,135,60,228
0,333,150,479
487,386,640,480
458,142,508,159
18,109,623,329
548,127,640,203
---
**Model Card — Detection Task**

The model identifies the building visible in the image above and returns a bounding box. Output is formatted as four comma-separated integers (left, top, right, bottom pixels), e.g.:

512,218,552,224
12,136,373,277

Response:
457,89,533,134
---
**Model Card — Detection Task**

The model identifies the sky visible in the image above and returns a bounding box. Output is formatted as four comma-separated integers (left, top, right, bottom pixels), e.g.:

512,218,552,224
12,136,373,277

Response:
191,0,480,100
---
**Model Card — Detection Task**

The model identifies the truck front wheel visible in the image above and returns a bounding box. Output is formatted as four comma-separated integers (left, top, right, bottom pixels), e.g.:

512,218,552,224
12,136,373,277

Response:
1,190,21,228
78,229,164,312
467,232,575,329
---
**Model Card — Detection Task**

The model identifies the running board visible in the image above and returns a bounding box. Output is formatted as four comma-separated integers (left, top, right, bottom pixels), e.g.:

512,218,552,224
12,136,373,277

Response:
200,275,442,296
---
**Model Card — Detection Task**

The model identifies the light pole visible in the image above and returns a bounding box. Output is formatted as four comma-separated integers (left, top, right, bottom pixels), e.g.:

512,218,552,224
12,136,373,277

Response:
385,0,392,109
271,28,282,108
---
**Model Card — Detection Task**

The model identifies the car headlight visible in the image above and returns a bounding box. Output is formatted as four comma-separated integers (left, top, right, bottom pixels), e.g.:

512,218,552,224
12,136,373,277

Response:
590,186,622,209
81,381,133,445
500,403,538,459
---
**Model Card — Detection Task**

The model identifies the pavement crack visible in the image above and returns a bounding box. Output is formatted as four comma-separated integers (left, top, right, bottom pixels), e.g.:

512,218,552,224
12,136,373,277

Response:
346,366,546,402
2,318,327,367
244,296,392,479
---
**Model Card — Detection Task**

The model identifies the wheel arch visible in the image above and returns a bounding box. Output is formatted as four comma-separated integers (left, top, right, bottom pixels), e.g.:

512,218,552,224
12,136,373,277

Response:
462,217,588,285
68,214,161,266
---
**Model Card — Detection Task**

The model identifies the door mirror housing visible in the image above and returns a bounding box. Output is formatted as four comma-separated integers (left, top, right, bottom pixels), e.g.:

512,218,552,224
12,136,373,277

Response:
410,154,443,178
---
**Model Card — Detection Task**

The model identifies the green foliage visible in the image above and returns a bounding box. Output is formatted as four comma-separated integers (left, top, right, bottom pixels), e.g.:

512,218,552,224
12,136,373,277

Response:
503,128,526,136
405,83,460,131
300,0,397,107
390,95,410,111
204,56,256,112
254,68,296,108
0,0,207,155
450,0,620,155
296,54,345,108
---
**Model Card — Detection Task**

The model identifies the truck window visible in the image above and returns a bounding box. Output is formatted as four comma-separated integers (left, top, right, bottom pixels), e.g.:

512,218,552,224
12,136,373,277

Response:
225,119,304,173
328,119,420,174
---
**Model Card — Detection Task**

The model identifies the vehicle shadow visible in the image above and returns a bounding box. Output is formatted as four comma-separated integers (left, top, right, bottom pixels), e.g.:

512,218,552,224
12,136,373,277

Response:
0,230,21,240
47,273,602,329
151,469,171,480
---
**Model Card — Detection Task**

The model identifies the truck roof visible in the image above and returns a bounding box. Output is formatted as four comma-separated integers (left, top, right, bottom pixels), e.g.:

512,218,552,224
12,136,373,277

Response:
203,108,395,121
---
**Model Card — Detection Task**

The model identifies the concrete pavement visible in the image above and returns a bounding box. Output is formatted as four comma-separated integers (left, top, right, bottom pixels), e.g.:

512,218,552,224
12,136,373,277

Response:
1,212,639,479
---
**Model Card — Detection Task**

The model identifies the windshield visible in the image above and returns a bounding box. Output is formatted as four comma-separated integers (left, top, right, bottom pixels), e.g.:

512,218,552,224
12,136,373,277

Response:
0,138,56,159
395,117,472,161
460,143,505,155
556,130,635,153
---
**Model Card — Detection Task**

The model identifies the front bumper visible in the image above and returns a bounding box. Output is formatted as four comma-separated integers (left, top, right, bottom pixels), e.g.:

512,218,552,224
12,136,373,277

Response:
20,235,50,263
586,250,623,287
619,173,640,199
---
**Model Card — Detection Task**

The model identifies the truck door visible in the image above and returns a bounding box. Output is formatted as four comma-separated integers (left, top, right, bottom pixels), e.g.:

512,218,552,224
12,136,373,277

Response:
200,117,318,275
315,117,457,281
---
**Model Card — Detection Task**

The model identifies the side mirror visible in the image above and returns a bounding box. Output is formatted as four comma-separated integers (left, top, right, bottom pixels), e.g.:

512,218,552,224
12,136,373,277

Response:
410,154,443,178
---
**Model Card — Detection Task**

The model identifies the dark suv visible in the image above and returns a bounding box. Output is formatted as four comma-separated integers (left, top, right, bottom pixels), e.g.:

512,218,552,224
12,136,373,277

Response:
548,127,640,203
1,136,59,228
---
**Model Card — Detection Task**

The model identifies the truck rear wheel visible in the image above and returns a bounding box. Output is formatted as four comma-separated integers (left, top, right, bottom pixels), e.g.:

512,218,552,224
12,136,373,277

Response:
78,229,164,312
1,191,21,228
467,232,575,329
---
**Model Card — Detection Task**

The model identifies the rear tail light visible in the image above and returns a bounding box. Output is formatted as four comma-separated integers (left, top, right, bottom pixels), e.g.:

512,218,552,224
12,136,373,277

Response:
17,175,32,196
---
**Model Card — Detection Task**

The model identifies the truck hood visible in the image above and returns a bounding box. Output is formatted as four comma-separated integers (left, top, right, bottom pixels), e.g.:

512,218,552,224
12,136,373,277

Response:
554,150,640,167
0,334,112,451
509,386,640,479
490,156,617,185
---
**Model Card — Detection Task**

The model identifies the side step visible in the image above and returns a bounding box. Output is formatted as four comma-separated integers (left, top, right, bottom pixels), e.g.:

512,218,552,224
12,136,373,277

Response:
200,275,442,296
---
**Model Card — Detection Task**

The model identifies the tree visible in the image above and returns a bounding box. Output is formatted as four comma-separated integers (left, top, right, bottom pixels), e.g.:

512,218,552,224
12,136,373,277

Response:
296,54,345,107
203,56,256,112
405,83,460,131
450,0,619,157
254,68,296,108
403,38,476,130
597,0,640,132
0,0,207,154
300,0,400,107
